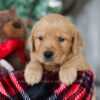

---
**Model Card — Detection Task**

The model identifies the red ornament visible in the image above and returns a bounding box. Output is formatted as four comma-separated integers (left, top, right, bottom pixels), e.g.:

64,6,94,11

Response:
0,39,27,64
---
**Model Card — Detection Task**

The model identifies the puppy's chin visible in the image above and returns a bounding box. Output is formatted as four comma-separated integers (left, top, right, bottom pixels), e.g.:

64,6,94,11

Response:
42,59,56,66
45,61,59,66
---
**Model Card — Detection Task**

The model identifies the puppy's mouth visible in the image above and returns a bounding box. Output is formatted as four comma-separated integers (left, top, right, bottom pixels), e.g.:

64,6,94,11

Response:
43,58,61,66
44,58,53,63
43,58,56,65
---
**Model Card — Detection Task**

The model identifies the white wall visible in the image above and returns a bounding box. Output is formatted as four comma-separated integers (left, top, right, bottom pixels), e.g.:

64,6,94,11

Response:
73,0,100,82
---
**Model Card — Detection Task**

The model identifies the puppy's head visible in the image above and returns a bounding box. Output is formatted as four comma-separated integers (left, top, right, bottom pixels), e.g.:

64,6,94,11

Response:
29,14,83,65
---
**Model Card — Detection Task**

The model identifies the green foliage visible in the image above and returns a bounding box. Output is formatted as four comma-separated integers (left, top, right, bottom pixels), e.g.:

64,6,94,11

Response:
0,0,61,22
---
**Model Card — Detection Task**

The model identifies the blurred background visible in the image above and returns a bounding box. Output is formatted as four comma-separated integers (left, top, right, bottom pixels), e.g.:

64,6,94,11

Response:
0,0,99,99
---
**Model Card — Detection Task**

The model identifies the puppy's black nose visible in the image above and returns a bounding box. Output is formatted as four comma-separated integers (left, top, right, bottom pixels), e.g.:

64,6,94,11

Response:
43,51,53,59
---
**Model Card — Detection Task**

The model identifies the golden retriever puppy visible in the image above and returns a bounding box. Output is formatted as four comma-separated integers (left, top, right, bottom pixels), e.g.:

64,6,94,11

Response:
24,14,95,99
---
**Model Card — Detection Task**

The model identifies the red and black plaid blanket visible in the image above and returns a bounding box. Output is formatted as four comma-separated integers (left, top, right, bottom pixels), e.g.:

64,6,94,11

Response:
0,70,95,100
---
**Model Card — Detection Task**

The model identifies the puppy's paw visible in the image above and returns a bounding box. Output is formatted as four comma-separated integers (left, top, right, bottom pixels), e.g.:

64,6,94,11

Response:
59,67,77,85
24,61,43,85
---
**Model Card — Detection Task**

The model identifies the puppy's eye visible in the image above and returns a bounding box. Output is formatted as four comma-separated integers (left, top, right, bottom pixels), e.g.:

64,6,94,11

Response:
58,37,65,42
38,36,43,41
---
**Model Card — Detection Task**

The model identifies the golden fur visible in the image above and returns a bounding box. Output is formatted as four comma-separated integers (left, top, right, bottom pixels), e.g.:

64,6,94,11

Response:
24,14,95,99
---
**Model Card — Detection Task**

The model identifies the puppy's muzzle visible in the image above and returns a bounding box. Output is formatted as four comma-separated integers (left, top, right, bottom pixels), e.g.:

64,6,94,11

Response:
43,51,54,59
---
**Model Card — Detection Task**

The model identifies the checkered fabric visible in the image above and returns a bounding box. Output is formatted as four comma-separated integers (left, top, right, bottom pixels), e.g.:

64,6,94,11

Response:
0,70,95,100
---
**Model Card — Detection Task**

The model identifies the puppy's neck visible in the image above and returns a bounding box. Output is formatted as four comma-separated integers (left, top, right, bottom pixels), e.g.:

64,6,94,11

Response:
43,64,60,72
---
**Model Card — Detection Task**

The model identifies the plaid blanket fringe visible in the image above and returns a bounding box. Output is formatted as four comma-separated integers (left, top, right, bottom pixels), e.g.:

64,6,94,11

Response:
0,70,94,100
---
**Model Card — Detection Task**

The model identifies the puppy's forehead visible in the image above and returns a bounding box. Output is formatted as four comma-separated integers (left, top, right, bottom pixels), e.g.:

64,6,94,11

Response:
32,14,77,36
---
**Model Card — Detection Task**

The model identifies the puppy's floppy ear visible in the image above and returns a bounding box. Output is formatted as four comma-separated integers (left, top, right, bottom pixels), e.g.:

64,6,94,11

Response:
72,31,83,55
28,34,35,52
